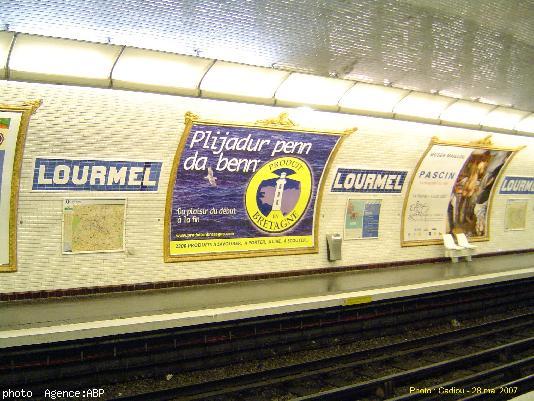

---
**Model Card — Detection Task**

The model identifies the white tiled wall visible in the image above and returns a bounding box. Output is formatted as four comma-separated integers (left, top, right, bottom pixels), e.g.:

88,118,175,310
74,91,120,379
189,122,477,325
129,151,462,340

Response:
1,81,533,292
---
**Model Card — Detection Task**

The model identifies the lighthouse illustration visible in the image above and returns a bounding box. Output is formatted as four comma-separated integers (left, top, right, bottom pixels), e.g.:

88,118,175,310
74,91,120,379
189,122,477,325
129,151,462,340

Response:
267,172,290,220
255,168,301,220
272,172,287,211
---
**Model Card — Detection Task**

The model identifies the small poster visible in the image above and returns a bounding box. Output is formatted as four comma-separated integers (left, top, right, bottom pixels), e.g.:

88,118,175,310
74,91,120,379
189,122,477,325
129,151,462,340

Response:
63,199,126,253
344,199,382,239
505,199,528,231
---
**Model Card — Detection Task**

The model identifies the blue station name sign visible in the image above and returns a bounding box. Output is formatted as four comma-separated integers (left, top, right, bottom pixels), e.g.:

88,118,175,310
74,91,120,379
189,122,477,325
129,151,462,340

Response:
499,176,534,195
32,158,162,191
331,168,407,193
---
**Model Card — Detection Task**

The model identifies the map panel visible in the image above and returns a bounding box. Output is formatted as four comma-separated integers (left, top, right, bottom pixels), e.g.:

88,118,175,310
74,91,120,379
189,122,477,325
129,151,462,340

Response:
63,199,126,253
505,199,528,231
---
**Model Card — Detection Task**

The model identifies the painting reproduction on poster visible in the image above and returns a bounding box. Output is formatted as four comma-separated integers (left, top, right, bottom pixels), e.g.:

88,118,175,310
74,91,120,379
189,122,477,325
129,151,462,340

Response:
402,138,521,246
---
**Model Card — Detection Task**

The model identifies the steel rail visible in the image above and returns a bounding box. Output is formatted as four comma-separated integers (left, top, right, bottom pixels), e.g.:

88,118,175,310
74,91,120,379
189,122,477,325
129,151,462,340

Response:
387,358,534,400
105,313,534,401
4,286,531,390
292,339,533,401
458,374,534,401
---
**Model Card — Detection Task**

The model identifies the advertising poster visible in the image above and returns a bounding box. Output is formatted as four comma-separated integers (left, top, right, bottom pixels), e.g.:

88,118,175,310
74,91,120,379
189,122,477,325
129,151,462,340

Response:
344,199,382,239
0,117,11,267
504,199,528,231
165,113,350,262
63,199,126,253
402,138,519,246
1,102,40,271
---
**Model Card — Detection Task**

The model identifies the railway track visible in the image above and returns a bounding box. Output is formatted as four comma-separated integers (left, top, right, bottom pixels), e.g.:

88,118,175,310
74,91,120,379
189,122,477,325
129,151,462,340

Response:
1,278,533,399
109,313,534,400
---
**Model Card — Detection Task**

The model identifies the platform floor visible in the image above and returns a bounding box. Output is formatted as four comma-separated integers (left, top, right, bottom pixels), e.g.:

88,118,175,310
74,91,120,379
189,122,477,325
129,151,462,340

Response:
1,253,533,347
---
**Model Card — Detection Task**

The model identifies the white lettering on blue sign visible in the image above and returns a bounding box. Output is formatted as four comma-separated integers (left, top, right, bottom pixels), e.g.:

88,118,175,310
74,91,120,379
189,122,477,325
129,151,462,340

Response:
500,176,534,195
32,158,162,191
331,168,407,193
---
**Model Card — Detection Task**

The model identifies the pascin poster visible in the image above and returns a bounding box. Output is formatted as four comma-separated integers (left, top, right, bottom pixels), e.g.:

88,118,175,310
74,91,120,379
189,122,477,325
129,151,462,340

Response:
402,139,519,246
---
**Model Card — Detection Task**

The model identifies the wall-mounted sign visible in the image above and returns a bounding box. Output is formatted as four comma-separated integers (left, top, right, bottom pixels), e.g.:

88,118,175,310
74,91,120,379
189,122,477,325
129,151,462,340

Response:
32,158,162,191
401,137,522,246
63,198,126,253
504,199,528,231
1,101,41,272
500,176,534,195
344,199,382,239
331,168,407,193
164,112,352,262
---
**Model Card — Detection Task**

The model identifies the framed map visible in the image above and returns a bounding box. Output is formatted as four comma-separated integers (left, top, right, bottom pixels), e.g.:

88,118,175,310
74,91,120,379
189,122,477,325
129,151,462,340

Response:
504,199,528,231
62,199,126,253
0,101,41,272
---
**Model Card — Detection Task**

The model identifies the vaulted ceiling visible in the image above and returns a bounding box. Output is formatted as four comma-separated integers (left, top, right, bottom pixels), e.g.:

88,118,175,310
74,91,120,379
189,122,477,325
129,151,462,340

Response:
2,0,534,111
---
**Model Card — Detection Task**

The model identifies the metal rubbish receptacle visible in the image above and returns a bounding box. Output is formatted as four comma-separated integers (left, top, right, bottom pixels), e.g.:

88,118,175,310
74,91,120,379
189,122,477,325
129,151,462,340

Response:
326,233,342,261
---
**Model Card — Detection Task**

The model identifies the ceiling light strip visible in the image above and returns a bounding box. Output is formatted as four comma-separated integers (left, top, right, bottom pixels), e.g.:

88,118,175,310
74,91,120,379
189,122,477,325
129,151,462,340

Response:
339,83,411,117
111,47,214,96
514,113,534,134
8,34,121,87
393,92,456,123
1,32,532,136
439,99,498,129
200,60,289,105
275,72,353,111
481,107,530,131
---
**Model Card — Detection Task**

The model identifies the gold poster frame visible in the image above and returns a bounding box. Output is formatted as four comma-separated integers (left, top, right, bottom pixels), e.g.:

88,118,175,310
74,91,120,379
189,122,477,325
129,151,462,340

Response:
164,112,354,262
1,100,41,272
401,136,523,247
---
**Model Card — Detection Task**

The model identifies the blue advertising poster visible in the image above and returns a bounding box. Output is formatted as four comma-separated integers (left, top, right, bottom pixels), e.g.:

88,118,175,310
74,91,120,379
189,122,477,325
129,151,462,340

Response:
165,114,349,261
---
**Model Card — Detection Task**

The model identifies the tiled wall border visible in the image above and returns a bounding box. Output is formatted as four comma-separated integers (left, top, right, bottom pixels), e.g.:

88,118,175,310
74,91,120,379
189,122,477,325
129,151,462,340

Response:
1,248,532,302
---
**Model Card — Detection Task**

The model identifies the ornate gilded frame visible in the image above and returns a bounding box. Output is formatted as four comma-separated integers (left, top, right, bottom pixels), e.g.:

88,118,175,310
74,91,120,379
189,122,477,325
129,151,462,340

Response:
164,112,354,262
1,100,41,272
401,136,523,247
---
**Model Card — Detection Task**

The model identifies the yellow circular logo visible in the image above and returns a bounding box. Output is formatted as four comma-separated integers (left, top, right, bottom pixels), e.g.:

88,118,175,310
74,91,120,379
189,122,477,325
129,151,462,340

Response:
245,156,312,233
